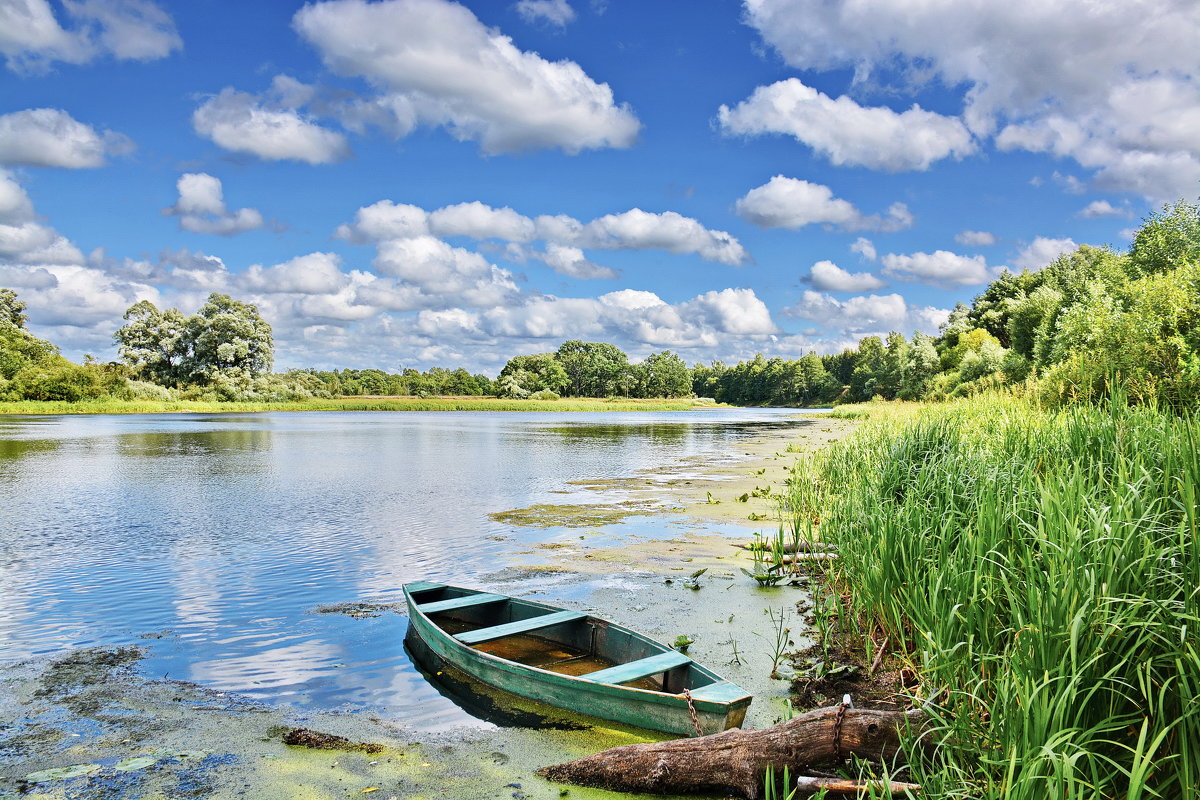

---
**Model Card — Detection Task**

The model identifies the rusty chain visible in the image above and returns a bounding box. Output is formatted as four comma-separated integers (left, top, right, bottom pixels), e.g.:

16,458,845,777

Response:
682,688,703,737
831,695,850,762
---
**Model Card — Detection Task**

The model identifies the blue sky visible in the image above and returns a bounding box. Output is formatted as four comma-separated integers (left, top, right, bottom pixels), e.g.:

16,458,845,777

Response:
1,0,1196,375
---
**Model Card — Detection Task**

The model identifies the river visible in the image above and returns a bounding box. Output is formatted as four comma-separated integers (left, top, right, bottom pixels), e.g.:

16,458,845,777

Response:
0,408,817,732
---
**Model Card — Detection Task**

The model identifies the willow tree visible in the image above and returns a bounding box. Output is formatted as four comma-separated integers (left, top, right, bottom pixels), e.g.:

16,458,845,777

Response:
115,293,273,387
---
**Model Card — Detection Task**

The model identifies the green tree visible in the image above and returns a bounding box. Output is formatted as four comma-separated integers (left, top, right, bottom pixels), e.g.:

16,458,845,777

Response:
635,350,691,398
1,289,60,385
115,293,273,388
499,353,569,394
114,300,191,386
554,340,630,397
900,332,940,400
189,293,273,383
849,336,885,400
795,352,834,404
967,271,1025,346
496,371,531,399
1,288,28,328
1129,200,1200,276
876,332,910,398
1007,284,1063,361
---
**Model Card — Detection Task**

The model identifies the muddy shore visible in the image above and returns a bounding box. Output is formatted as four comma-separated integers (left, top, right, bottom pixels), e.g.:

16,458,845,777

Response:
0,413,856,800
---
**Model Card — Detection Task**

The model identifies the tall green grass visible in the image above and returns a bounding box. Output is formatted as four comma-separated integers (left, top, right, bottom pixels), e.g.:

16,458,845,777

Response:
788,394,1198,799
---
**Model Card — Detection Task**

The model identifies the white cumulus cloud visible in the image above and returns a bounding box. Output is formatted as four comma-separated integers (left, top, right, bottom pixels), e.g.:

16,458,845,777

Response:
193,85,350,165
292,0,639,155
337,199,747,265
515,0,575,27
0,108,132,168
0,169,83,267
429,201,537,242
577,209,747,265
371,235,519,307
164,173,265,236
335,200,430,243
680,288,776,335
955,230,997,247
735,176,913,233
1013,236,1078,270
241,253,349,294
536,244,616,279
0,0,180,72
809,260,886,292
1078,200,1130,219
881,250,996,286
850,237,876,261
740,0,1200,200
785,289,950,338
718,77,975,171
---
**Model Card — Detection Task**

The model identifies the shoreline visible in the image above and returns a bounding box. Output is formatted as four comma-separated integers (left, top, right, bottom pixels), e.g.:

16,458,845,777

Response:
0,396,718,415
0,413,860,800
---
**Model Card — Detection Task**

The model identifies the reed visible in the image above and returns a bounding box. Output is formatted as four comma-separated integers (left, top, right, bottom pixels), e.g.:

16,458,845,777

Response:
787,393,1199,799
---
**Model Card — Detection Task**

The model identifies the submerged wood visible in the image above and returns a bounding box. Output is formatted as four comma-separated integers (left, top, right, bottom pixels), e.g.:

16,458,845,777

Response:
537,705,923,799
780,552,838,563
791,776,921,796
738,541,838,554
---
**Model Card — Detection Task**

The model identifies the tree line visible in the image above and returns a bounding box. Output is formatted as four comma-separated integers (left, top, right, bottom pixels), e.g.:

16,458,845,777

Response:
696,201,1200,410
1,200,1197,406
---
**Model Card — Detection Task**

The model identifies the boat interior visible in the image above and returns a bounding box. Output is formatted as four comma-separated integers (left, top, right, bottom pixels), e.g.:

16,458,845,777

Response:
408,583,738,700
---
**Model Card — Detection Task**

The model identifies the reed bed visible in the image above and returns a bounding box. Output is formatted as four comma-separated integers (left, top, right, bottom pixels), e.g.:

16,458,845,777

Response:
0,396,709,415
787,394,1198,799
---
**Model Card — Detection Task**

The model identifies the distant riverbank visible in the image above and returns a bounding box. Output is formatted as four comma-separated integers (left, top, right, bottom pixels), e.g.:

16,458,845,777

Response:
0,395,719,415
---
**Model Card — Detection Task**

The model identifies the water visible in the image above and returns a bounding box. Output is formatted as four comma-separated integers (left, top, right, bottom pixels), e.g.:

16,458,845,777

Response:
0,408,812,729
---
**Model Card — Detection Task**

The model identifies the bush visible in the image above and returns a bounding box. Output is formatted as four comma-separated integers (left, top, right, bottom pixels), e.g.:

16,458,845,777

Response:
7,360,122,401
124,380,176,401
528,389,560,400
179,370,335,402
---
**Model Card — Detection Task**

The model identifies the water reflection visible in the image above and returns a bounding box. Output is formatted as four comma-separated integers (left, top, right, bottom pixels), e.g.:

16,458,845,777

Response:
0,408,810,726
543,422,692,445
115,428,275,459
403,629,587,730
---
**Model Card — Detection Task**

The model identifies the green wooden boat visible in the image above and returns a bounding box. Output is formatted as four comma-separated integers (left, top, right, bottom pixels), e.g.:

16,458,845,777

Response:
403,581,752,736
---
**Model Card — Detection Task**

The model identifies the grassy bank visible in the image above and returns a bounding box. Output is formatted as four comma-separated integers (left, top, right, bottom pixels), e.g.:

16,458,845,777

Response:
0,396,716,415
787,394,1198,799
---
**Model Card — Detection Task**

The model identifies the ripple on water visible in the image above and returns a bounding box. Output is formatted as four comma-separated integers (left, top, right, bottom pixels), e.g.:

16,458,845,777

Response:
0,408,814,729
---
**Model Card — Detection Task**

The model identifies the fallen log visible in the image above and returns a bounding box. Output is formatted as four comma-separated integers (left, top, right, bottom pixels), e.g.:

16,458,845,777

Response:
538,705,924,799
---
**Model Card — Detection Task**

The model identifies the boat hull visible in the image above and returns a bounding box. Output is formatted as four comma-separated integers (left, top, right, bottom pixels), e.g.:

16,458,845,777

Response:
404,585,750,736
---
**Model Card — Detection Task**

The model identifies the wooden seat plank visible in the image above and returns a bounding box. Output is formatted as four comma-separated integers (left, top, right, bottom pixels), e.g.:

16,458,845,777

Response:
417,593,507,614
455,610,585,645
579,650,692,685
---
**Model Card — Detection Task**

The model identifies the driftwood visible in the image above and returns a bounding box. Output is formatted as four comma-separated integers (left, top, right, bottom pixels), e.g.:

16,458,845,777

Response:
538,705,924,799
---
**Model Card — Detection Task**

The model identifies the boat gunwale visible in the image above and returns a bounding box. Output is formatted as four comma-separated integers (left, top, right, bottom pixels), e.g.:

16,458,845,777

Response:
403,583,752,710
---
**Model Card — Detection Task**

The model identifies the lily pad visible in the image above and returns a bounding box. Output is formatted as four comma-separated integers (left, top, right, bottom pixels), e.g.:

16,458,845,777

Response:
114,756,158,772
24,763,101,782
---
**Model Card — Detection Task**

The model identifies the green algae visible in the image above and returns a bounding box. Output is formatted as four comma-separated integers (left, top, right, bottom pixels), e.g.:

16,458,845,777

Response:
489,501,662,528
